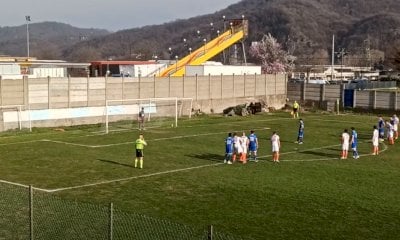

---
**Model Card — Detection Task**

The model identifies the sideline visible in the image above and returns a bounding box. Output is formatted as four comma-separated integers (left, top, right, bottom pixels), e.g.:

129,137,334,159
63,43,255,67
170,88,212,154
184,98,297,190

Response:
47,163,224,192
0,179,52,193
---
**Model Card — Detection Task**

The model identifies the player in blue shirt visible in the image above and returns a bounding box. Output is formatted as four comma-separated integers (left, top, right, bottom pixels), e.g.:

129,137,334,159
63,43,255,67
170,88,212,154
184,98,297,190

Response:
248,130,258,162
350,127,359,159
295,119,304,144
378,116,385,141
224,133,234,164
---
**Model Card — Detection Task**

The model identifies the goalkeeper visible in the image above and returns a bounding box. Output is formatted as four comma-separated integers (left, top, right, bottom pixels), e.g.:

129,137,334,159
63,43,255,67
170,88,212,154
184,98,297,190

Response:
138,107,145,130
135,133,147,169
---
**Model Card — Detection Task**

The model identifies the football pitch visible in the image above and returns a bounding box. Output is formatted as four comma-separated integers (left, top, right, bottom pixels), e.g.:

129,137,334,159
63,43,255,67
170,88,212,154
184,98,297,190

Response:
1,112,400,239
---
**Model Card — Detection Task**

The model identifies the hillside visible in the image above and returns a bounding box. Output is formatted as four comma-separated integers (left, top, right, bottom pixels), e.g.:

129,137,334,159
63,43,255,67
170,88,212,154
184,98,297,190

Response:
1,0,400,65
62,0,400,64
0,22,109,59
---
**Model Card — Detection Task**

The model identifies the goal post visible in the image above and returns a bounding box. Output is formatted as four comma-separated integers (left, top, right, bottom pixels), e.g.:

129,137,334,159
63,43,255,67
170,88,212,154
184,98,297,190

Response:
104,97,193,133
0,105,32,132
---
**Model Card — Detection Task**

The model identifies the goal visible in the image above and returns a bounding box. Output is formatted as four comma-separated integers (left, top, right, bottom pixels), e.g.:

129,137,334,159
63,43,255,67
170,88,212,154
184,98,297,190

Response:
0,105,32,132
104,97,193,133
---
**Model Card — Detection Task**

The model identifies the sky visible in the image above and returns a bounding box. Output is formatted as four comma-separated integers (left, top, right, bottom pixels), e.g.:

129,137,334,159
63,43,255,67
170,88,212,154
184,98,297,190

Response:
0,0,240,31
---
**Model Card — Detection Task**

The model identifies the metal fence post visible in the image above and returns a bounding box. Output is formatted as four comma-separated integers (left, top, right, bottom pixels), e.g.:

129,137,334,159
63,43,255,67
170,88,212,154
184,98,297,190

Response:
264,74,267,97
84,75,89,107
208,74,211,99
29,185,34,240
182,74,185,98
68,75,71,108
353,89,357,108
207,225,213,240
153,75,156,98
320,84,325,102
301,81,306,102
243,73,246,97
105,76,108,105
122,76,124,100
195,74,198,101
0,76,3,106
23,76,29,106
47,76,50,109
220,74,223,99
168,75,171,98
138,75,141,99
254,73,257,96
285,74,288,97
109,202,114,240
233,74,236,98
373,90,377,110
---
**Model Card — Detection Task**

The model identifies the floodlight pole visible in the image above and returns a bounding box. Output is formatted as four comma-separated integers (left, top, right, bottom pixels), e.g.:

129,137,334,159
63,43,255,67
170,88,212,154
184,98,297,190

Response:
331,35,334,81
26,16,31,58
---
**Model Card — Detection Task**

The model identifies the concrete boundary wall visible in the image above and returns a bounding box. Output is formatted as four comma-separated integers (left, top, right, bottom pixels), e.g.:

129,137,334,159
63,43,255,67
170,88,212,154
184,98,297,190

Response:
0,74,287,130
287,82,400,111
354,90,400,111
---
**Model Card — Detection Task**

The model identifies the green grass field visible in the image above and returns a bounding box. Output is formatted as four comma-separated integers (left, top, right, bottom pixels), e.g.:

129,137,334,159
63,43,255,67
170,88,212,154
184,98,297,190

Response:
1,112,400,239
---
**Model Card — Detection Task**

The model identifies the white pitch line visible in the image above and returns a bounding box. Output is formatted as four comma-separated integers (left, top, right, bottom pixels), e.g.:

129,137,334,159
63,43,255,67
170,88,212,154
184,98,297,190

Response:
0,179,51,192
41,139,95,148
256,142,388,162
47,163,224,192
40,127,271,148
254,143,342,159
0,140,45,146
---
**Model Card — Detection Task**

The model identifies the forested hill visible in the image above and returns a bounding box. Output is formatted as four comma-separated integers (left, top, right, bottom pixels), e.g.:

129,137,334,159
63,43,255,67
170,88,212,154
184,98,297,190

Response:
2,0,400,64
0,22,109,59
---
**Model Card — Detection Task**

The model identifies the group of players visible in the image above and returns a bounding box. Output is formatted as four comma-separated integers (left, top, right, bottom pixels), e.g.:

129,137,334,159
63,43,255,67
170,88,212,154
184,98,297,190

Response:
224,130,259,164
341,114,399,159
224,113,399,164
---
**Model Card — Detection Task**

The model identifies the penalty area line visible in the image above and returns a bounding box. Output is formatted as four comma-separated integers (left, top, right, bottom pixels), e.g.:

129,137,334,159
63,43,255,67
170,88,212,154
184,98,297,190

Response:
47,162,224,193
39,127,272,148
256,142,388,162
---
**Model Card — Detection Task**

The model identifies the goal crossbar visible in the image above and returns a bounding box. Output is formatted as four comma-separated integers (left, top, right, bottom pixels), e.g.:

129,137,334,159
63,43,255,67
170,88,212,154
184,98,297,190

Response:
105,97,193,133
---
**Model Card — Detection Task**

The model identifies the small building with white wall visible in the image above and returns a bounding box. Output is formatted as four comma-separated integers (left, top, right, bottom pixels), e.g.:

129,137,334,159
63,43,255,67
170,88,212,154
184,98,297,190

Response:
185,62,261,76
90,61,166,77
0,57,90,79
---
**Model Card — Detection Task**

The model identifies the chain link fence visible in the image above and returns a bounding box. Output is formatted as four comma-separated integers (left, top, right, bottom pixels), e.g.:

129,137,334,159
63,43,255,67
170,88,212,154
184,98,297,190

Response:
0,183,244,240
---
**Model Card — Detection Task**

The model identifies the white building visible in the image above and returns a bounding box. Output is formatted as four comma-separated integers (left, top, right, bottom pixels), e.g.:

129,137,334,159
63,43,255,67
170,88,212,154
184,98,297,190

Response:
185,61,261,76
0,57,90,79
292,65,379,81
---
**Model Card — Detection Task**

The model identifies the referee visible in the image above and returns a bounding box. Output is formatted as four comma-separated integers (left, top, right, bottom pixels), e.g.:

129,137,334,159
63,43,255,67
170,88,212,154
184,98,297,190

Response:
134,133,147,169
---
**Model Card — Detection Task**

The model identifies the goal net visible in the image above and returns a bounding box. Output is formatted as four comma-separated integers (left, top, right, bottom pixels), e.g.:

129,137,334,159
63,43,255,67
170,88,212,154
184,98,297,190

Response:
104,97,193,133
0,105,32,132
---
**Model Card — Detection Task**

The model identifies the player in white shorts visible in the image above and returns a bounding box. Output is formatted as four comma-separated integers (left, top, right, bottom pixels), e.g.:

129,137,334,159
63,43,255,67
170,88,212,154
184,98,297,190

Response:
341,129,350,159
372,125,379,155
392,114,399,140
271,131,280,162
386,120,394,145
232,132,241,163
240,132,249,164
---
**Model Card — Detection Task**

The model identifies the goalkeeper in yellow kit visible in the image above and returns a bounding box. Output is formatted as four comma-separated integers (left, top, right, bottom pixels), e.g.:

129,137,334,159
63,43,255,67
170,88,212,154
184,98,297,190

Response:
135,133,147,169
